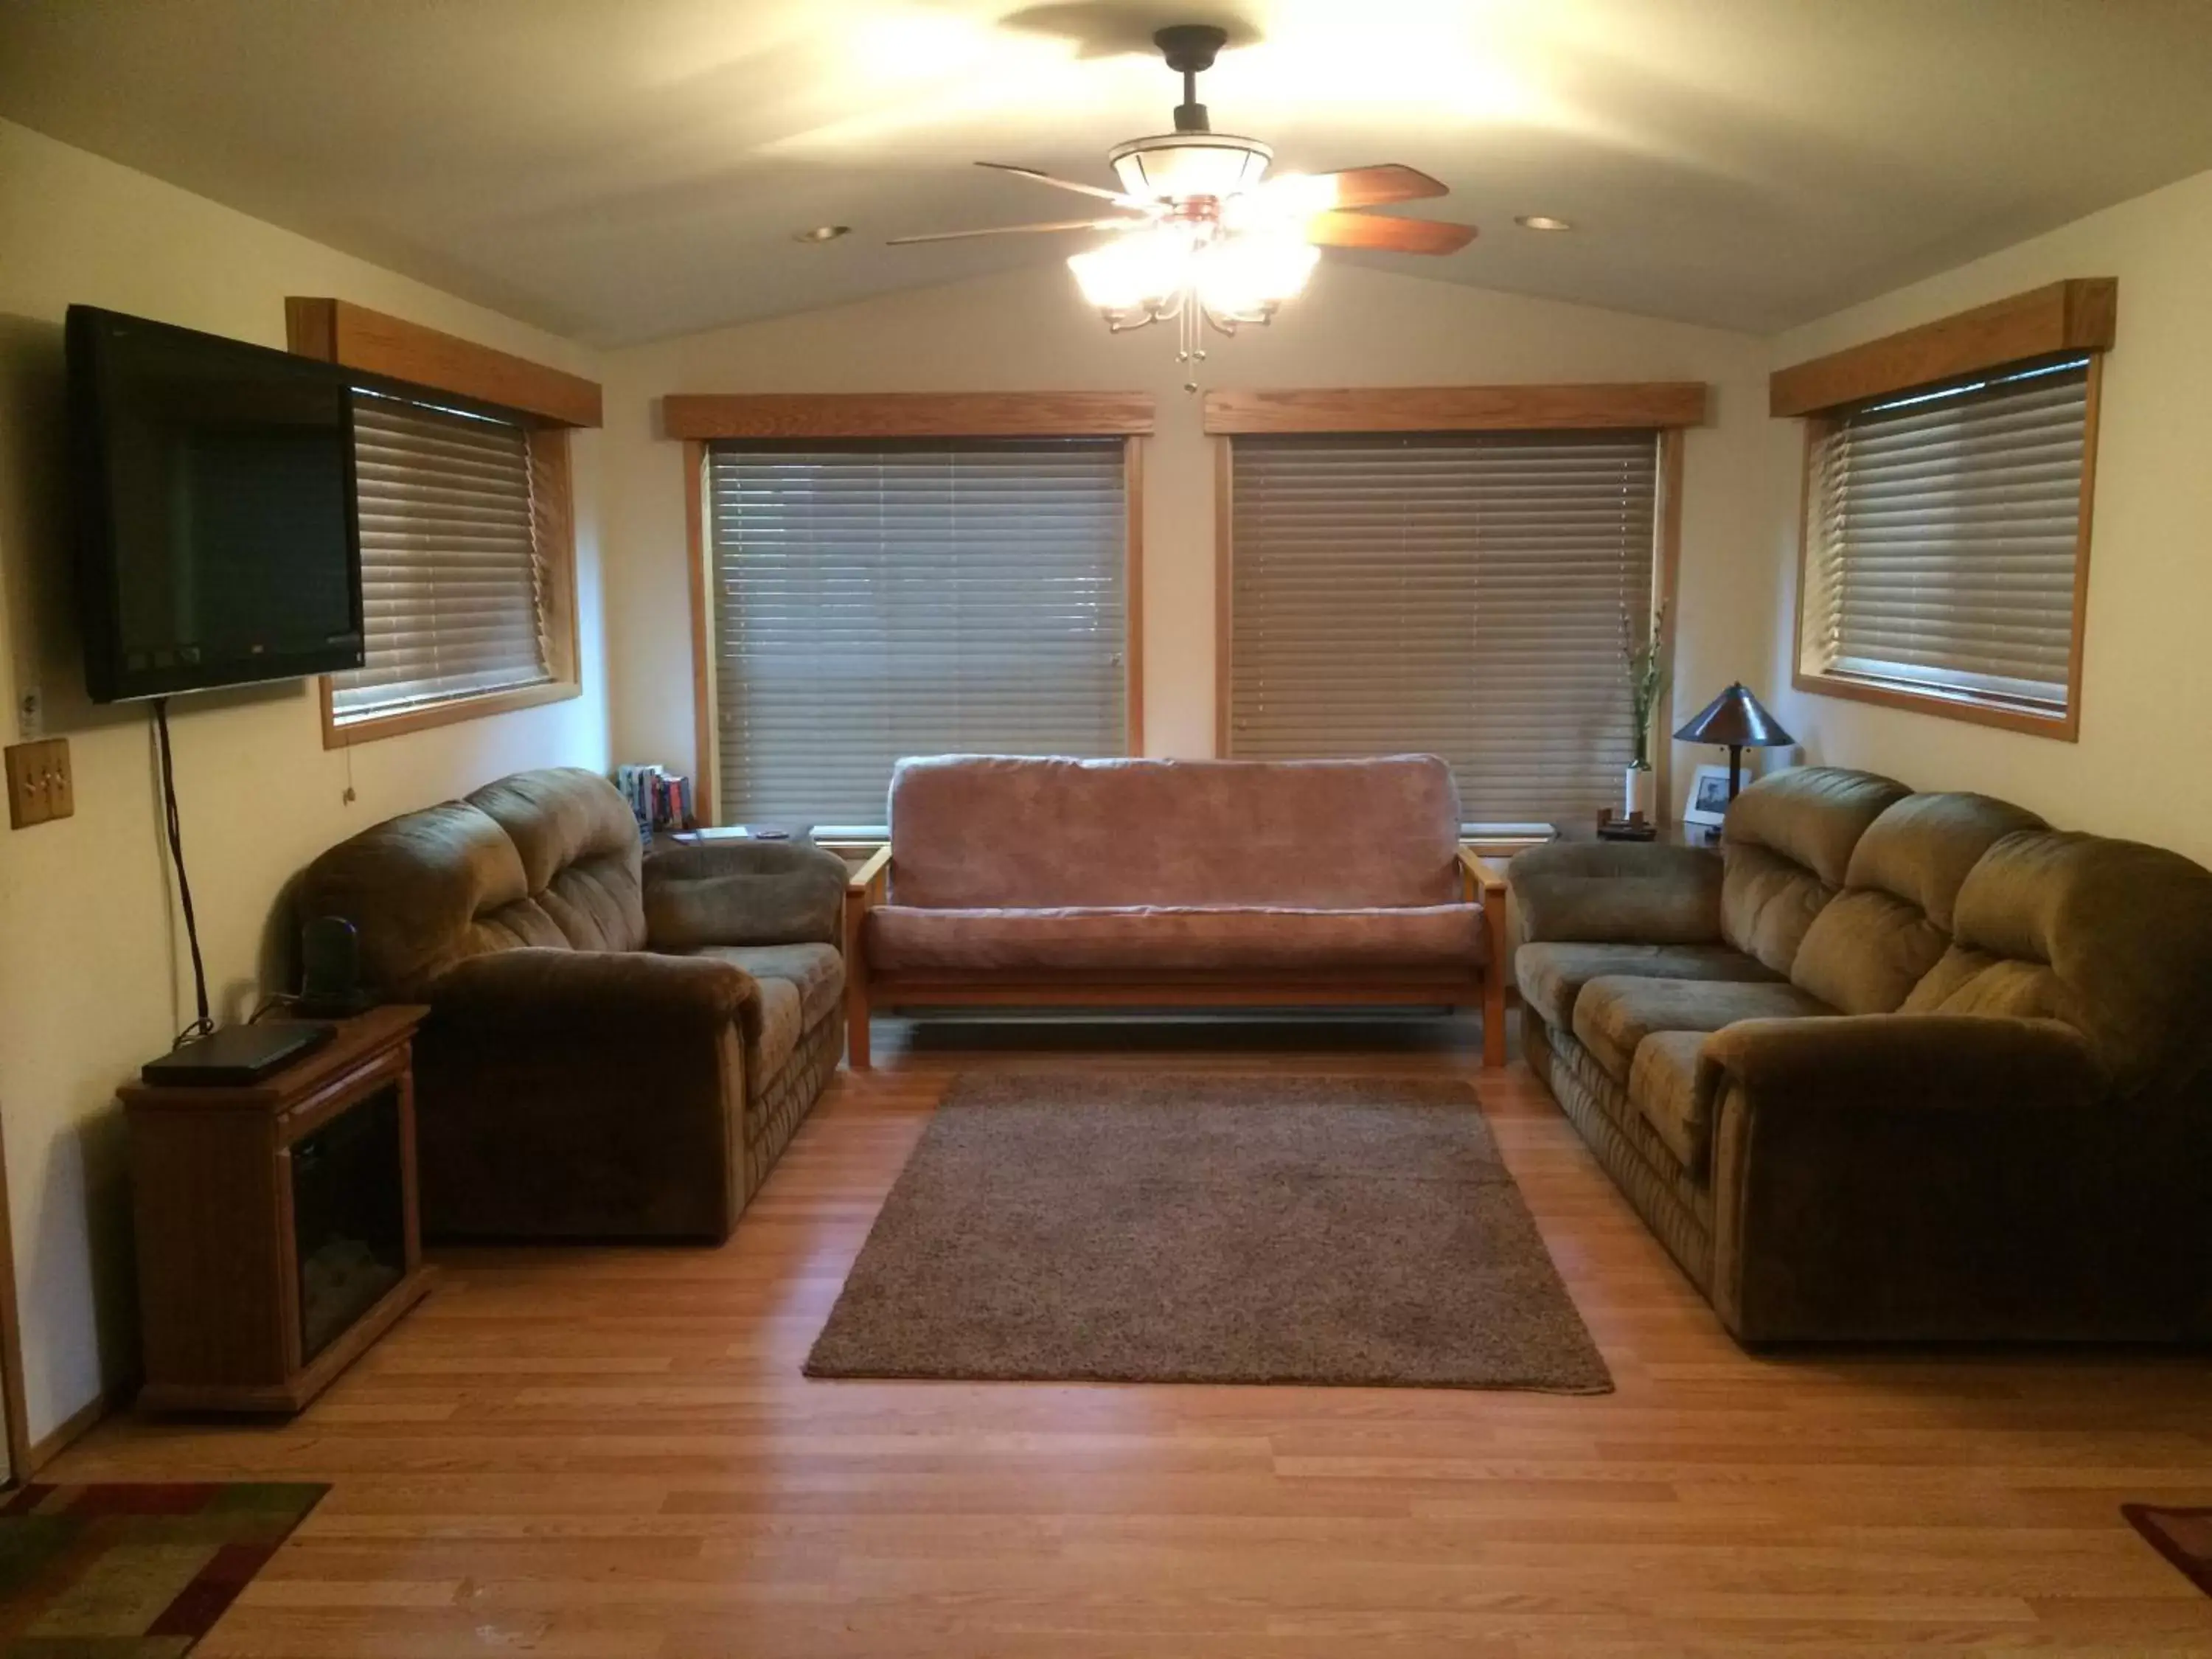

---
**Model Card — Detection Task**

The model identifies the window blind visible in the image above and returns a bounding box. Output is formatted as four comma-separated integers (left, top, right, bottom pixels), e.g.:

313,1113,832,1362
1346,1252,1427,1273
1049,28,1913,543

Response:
708,439,1127,827
330,392,549,721
1228,430,1658,828
1804,358,2089,712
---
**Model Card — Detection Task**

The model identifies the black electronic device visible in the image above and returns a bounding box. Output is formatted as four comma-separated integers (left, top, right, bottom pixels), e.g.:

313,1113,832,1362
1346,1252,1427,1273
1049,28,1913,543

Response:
68,305,365,703
296,915,373,1019
140,1022,335,1088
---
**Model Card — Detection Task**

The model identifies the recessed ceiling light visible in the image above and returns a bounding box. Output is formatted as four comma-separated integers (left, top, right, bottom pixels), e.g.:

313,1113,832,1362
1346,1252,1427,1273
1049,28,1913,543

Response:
793,225,850,244
1514,215,1574,232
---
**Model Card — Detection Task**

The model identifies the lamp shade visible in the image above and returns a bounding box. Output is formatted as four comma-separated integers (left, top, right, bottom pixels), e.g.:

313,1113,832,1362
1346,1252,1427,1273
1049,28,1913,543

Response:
1674,683,1794,748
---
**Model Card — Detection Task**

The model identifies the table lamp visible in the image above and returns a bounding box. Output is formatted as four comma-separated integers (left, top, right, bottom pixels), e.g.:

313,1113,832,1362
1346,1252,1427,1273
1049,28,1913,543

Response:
1674,683,1794,800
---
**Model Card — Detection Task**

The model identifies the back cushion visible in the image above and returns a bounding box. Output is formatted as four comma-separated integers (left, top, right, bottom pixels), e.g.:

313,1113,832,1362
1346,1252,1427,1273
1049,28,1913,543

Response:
1720,768,1909,973
1906,829,2212,1098
299,768,645,999
888,754,1463,909
1790,791,2047,1013
467,768,647,953
299,801,533,999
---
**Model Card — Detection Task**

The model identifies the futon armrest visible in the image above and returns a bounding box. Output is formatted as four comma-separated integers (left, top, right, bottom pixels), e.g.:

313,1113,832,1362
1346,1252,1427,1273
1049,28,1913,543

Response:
1506,841,1723,945
1703,1013,2104,1116
644,841,849,950
429,947,760,1043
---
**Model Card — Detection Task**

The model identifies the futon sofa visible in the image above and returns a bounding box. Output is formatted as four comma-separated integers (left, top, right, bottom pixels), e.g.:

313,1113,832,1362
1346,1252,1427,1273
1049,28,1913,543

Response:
844,754,1508,1067
299,768,848,1241
1507,765,2212,1344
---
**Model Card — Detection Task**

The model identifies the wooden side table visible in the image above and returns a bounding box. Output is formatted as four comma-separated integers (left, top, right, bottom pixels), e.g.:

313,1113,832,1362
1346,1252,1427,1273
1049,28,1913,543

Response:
122,1005,437,1413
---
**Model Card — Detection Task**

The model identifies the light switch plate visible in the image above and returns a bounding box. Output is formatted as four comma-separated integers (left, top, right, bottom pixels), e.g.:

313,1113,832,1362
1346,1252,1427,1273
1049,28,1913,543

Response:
5,738,72,828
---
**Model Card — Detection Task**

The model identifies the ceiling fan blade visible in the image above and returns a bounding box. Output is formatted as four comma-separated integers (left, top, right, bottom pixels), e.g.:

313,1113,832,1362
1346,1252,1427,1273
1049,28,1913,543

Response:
1303,164,1449,209
1302,211,1476,254
888,218,1144,246
976,161,1141,206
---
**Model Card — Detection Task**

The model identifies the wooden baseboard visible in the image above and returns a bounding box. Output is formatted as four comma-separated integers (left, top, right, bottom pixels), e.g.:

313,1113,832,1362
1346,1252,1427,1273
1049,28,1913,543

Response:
23,1387,112,1478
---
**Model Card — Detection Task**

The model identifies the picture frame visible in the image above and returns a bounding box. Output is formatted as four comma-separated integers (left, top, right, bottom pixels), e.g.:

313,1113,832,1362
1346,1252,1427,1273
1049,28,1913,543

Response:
1683,763,1736,828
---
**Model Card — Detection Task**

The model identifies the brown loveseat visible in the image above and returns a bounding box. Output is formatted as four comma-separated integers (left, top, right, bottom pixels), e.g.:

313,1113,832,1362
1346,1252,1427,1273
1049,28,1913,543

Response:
299,768,847,1242
844,754,1507,1067
1508,765,2212,1344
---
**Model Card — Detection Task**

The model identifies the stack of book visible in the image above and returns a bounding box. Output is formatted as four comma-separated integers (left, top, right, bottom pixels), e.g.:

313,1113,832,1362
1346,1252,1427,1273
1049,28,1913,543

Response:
614,765,694,838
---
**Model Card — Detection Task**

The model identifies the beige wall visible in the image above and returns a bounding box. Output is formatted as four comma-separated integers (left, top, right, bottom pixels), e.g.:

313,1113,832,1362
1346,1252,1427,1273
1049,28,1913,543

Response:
601,258,1773,804
0,119,609,1446
1762,165,2212,862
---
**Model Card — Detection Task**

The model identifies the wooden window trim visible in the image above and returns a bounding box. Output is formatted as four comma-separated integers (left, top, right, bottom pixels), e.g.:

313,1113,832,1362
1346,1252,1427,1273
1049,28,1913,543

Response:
288,302,596,748
684,429,1147,827
1780,286,2112,742
1768,279,2115,419
663,392,1155,440
285,299,601,428
1211,409,1683,808
1201,382,1709,435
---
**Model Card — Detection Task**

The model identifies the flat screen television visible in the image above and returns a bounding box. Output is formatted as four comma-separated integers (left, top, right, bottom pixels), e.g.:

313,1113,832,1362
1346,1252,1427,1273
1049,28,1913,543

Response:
69,306,364,702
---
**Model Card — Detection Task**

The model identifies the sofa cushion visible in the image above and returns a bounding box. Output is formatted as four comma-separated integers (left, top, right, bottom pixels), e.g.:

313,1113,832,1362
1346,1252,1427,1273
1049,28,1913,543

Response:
865,903,1484,975
695,942,844,1030
1628,1030,1717,1175
1790,792,2049,1015
744,977,804,1124
1572,975,1834,1082
1911,829,2212,1098
886,754,1462,911
467,768,647,953
1720,768,1908,974
1517,942,1779,1032
1843,792,2050,933
1506,843,1725,947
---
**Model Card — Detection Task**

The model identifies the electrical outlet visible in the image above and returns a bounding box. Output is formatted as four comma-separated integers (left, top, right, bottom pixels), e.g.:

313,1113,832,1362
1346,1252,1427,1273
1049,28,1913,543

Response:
5,738,72,829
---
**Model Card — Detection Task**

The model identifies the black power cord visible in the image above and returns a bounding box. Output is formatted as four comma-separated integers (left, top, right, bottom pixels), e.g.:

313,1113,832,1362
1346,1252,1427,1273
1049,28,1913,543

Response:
153,697,213,1047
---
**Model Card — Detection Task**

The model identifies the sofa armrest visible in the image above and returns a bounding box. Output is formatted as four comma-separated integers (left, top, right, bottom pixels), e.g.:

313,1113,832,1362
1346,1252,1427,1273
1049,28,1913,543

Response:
1703,1013,2104,1115
1699,1015,2123,1342
414,947,761,1241
1506,841,1723,945
645,841,849,950
431,946,761,1043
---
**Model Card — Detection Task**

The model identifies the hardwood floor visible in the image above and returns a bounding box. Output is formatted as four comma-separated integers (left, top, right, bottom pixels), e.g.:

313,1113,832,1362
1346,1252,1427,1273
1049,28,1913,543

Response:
49,1015,2212,1656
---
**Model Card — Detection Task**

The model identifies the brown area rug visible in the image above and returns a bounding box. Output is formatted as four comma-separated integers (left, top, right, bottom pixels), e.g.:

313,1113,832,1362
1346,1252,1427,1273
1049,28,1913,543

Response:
0,1481,326,1654
2125,1504,2212,1599
806,1071,1611,1393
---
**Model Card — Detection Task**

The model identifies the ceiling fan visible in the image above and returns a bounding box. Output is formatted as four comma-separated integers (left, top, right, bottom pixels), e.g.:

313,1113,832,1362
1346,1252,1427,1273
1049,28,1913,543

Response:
888,24,1476,384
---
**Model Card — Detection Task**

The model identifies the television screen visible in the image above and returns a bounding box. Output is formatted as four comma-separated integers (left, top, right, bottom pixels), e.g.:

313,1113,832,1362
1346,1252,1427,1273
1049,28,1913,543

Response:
69,306,364,702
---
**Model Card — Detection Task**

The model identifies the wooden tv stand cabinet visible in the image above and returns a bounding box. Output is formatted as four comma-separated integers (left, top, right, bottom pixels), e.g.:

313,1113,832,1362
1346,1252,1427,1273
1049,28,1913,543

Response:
122,1005,437,1414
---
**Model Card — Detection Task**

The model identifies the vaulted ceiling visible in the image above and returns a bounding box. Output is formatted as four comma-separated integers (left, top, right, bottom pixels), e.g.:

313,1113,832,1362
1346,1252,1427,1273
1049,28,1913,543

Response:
5,0,2212,346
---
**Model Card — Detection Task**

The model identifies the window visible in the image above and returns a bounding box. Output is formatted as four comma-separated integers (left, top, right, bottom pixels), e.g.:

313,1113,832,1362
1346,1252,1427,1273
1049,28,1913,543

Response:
1798,358,2094,728
1224,428,1660,830
705,438,1132,827
286,296,594,748
328,392,557,726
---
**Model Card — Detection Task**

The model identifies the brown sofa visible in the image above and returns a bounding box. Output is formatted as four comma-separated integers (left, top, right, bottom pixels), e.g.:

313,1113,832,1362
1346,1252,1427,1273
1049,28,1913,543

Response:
1507,765,2212,1344
844,754,1508,1067
298,768,848,1242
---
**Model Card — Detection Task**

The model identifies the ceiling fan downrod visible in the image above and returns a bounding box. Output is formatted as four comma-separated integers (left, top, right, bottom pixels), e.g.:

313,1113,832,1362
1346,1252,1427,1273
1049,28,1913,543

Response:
1154,24,1227,133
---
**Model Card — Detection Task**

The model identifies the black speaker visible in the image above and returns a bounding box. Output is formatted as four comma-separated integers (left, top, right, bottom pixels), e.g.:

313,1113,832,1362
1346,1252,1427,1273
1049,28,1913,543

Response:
296,915,372,1018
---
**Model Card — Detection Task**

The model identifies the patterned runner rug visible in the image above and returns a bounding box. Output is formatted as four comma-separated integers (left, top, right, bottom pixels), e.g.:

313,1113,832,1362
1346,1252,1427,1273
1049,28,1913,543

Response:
0,1482,326,1656
2125,1504,2212,1599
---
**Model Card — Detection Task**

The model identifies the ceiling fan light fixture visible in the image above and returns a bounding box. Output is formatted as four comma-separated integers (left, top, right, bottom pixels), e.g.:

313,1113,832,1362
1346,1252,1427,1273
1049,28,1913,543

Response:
1067,227,1190,317
1514,214,1574,232
792,223,851,243
1198,233,1318,319
1108,133,1273,200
